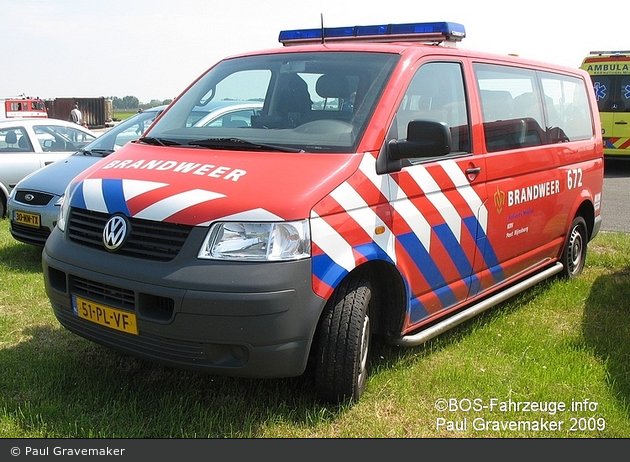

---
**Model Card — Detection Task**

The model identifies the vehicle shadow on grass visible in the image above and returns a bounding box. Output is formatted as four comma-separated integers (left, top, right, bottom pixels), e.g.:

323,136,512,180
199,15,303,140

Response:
582,266,630,415
0,240,43,273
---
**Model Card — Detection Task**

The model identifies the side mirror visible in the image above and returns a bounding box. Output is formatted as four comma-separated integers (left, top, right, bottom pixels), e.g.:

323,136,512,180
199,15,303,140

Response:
388,119,451,160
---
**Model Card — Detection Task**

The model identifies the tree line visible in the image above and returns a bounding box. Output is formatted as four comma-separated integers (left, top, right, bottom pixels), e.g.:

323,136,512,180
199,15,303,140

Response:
110,96,173,110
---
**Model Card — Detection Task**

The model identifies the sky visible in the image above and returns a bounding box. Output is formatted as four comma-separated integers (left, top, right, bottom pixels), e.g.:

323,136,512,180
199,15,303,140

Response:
2,0,628,104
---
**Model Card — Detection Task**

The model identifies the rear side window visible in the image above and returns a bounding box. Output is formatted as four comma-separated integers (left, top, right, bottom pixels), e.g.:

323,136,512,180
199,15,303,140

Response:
0,127,30,152
475,63,593,152
540,72,593,142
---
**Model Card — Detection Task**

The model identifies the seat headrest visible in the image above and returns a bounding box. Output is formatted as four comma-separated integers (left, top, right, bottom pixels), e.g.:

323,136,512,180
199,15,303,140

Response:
5,130,17,145
316,74,350,99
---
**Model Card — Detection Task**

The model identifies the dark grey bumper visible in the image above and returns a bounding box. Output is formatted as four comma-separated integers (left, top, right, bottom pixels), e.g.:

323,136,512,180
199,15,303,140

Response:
42,226,326,378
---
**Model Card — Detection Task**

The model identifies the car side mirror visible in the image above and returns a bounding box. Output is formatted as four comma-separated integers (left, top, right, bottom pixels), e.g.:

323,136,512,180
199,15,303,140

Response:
388,119,452,160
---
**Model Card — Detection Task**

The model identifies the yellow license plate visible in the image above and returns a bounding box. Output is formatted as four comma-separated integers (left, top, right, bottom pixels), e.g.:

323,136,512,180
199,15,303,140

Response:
13,210,40,227
72,295,138,335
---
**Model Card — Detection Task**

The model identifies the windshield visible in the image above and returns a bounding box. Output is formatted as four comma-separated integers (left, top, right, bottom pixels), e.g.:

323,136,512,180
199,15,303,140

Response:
146,52,399,153
79,109,163,156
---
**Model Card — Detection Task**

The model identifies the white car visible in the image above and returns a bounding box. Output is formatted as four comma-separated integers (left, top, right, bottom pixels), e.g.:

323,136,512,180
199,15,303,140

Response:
187,100,263,127
0,118,97,217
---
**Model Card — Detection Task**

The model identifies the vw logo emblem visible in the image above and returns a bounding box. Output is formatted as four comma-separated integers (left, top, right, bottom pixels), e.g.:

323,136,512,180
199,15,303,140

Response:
25,194,34,202
103,215,129,251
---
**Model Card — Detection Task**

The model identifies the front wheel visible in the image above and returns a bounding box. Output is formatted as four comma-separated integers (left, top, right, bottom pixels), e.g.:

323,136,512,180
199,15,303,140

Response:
560,216,588,279
314,275,372,403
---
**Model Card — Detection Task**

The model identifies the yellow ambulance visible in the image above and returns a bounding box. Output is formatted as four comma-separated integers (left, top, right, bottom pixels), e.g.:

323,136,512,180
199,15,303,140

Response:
581,51,630,157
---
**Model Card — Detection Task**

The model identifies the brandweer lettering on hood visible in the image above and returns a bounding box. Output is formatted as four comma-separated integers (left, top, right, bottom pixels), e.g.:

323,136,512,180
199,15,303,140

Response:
101,159,247,181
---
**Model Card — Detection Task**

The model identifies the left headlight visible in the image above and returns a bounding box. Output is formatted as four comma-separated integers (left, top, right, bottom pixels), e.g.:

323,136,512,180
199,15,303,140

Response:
56,193,69,232
56,182,76,232
199,220,311,261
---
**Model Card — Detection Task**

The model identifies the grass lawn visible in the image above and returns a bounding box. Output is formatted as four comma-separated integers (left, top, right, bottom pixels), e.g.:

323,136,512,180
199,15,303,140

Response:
0,218,629,438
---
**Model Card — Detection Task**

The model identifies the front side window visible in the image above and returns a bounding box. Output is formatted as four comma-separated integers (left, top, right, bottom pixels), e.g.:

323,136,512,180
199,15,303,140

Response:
147,52,399,153
394,61,470,153
33,124,95,152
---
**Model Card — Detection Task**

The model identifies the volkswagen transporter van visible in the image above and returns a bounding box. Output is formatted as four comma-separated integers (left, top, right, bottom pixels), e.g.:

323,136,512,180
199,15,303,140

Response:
43,21,604,403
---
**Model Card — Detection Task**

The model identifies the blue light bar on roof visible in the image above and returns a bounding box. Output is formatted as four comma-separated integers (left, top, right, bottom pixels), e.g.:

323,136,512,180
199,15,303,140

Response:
279,21,465,46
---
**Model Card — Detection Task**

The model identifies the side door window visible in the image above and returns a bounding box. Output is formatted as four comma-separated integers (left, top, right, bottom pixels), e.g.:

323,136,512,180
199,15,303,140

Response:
0,126,39,195
540,72,594,142
34,125,95,152
0,127,30,152
475,64,545,152
394,61,470,153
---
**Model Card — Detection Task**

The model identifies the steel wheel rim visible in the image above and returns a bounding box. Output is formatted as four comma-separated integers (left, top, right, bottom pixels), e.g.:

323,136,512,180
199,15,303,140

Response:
568,225,584,275
357,314,370,388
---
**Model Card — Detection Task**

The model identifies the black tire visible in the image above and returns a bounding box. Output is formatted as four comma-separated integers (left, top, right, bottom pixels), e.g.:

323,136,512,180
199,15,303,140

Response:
560,216,588,279
314,275,372,403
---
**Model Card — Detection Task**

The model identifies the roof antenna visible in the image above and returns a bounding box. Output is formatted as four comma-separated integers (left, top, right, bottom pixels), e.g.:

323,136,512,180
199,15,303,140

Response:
320,13,325,44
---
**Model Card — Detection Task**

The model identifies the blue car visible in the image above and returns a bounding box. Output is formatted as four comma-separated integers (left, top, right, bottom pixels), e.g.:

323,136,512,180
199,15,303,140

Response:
8,106,166,246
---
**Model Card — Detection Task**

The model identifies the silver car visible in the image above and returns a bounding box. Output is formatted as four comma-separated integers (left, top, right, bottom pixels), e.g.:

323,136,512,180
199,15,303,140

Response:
7,106,166,246
0,118,97,218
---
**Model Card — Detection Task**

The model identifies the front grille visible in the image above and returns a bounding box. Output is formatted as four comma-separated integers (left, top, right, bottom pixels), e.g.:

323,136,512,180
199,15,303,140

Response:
71,275,135,310
13,190,55,206
10,222,51,246
68,208,193,261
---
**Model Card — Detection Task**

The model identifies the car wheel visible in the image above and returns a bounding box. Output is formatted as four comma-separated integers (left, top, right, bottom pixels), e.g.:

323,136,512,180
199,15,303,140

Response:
561,216,587,279
314,274,372,403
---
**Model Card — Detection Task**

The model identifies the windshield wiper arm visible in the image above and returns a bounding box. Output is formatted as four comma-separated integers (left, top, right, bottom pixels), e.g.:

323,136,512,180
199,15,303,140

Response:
139,137,182,146
188,137,303,153
79,148,114,157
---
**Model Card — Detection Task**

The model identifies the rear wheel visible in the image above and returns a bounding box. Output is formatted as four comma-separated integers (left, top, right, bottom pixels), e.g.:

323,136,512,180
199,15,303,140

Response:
314,275,372,403
561,216,588,279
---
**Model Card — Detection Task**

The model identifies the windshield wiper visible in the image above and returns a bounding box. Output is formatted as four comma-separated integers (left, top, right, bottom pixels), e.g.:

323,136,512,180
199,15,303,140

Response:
79,148,114,157
188,137,303,153
139,137,182,146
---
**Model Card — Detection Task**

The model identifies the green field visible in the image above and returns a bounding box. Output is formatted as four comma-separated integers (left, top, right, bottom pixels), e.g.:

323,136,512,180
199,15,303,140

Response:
0,219,629,437
112,110,137,122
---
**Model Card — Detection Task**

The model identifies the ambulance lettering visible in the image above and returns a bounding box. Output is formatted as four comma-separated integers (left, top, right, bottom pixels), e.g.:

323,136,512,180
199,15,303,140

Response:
585,63,630,74
101,159,247,181
507,180,560,207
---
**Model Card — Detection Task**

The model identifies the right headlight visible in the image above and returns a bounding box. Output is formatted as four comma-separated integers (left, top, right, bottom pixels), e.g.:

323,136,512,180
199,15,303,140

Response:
198,220,311,261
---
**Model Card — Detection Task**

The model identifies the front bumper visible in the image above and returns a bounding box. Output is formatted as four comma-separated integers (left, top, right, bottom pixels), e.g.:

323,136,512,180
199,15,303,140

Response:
42,226,326,378
7,193,60,246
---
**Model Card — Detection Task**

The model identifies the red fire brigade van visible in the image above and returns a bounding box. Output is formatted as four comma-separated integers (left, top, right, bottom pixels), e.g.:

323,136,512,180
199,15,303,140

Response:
42,21,603,403
0,96,47,118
